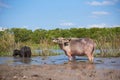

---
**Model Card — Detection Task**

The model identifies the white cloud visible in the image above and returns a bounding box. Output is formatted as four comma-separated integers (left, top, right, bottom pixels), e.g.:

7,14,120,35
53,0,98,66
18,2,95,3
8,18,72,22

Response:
87,23,117,28
22,25,29,29
111,24,120,27
0,27,7,31
87,23,108,28
87,0,118,6
60,22,75,26
92,11,109,15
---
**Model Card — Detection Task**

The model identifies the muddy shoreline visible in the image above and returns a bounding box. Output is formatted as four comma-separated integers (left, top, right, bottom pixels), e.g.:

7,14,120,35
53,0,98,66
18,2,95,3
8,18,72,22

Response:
0,62,120,80
0,55,120,80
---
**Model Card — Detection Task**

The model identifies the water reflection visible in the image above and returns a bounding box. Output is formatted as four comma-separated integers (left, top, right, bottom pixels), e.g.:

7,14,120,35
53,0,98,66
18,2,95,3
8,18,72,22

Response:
65,61,95,70
13,57,32,64
0,54,120,69
34,49,101,55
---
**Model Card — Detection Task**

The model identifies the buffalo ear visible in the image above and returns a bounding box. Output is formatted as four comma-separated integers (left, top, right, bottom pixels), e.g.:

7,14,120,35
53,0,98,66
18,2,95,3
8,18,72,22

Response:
51,37,55,40
68,38,71,42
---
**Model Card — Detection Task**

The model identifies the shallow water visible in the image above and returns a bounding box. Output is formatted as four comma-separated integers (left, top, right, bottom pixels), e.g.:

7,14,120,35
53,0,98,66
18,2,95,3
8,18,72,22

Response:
0,54,120,69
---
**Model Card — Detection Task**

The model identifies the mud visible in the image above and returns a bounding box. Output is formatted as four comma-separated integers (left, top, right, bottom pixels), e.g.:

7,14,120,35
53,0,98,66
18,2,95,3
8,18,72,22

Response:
0,55,120,80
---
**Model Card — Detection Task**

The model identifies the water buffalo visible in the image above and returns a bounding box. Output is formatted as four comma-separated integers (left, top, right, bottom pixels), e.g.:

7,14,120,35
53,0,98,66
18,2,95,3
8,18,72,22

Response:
52,37,95,63
20,46,32,57
13,49,21,57
13,46,32,58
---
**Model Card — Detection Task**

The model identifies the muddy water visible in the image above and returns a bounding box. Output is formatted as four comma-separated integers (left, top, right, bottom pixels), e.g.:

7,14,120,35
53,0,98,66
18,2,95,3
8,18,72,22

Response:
0,54,120,69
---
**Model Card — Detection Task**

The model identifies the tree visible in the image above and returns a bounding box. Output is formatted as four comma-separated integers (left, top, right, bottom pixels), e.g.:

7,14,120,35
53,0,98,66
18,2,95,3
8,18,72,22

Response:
11,28,32,42
32,29,47,43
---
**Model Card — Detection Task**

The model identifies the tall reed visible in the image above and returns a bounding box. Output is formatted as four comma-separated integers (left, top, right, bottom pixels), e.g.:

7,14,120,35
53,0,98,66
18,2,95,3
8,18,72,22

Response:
0,31,15,56
38,38,60,56
95,33,120,57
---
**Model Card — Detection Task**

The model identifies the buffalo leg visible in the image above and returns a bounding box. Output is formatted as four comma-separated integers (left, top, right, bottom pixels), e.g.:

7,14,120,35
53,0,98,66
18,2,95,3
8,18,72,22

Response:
87,54,93,63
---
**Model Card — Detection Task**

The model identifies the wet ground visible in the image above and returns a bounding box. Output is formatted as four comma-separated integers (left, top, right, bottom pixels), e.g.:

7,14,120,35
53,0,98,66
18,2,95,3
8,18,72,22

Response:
0,54,120,69
0,54,120,80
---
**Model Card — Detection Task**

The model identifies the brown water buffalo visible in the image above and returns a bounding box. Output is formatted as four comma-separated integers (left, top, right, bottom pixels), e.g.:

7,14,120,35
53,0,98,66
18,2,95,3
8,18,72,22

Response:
52,37,95,63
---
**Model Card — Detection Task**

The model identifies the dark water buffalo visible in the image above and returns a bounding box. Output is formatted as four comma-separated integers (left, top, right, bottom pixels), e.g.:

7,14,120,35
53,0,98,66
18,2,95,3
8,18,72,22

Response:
13,49,21,57
20,46,32,57
53,37,96,63
13,46,32,58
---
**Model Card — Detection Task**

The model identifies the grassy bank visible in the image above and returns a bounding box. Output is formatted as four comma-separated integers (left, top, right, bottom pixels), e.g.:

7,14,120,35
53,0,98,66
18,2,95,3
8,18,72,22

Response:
0,38,120,57
0,28,120,57
1,38,120,57
95,34,120,57
0,36,61,56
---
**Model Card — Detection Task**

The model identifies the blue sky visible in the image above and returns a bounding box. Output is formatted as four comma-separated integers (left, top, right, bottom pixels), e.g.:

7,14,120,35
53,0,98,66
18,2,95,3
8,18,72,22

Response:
0,0,120,30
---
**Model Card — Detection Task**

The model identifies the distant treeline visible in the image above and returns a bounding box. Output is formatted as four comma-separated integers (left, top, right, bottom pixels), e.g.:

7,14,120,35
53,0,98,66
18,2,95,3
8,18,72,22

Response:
0,27,120,43
0,27,120,57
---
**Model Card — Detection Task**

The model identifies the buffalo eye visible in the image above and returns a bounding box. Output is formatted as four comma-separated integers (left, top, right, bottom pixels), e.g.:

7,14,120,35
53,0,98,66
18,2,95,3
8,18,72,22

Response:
64,42,69,46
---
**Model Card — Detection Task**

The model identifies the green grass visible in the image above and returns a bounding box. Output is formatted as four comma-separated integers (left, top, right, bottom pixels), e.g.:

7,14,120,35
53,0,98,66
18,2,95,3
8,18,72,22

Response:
0,32,120,57
94,34,120,57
